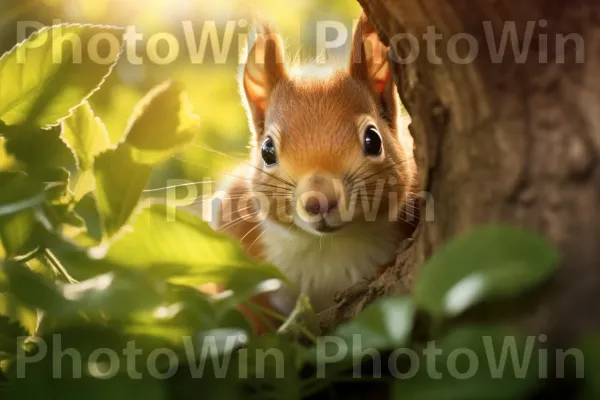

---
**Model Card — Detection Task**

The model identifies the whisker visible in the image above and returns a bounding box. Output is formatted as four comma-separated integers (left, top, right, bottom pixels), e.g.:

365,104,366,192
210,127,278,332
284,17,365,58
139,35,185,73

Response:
350,157,415,185
344,159,370,186
190,142,296,190
172,156,294,195
217,205,254,219
252,167,296,191
219,212,260,233
349,182,391,194
143,180,216,192
240,218,267,243
353,164,399,185
210,192,292,201
240,179,294,193
170,155,210,169
247,224,269,252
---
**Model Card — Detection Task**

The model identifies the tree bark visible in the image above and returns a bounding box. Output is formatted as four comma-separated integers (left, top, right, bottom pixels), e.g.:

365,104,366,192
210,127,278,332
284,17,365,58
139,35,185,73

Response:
321,0,600,347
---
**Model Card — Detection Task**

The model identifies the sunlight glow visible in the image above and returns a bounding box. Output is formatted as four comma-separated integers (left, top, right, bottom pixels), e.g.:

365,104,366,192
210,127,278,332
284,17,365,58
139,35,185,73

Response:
153,303,184,319
60,0,239,25
444,274,486,316
62,273,115,300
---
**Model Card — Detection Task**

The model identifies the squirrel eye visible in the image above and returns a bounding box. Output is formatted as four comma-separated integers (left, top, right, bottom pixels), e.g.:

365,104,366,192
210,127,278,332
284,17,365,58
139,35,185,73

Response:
363,125,382,157
261,136,277,166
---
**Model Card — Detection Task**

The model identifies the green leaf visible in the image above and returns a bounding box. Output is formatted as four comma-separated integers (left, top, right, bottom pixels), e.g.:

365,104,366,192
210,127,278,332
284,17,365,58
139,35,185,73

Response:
2,261,69,312
55,203,285,300
92,81,199,238
168,331,243,399
578,334,600,399
61,101,110,200
42,167,71,203
20,372,169,400
100,203,285,290
61,101,110,170
3,126,76,177
0,293,38,336
0,24,124,127
334,296,415,350
413,225,559,318
6,326,168,400
239,334,302,399
306,297,414,376
0,209,38,258
0,138,15,169
123,284,219,346
0,316,28,359
107,204,285,288
58,272,166,318
73,193,103,242
0,171,44,216
390,325,541,400
2,260,172,324
217,308,254,335
124,80,200,163
93,144,152,237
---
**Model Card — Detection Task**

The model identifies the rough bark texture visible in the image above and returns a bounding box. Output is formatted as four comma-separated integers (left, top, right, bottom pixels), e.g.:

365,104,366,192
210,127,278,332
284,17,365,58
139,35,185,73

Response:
321,0,600,347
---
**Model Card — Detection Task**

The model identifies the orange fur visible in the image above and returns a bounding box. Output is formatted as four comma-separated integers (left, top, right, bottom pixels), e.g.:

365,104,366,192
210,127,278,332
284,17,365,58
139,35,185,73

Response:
210,14,419,334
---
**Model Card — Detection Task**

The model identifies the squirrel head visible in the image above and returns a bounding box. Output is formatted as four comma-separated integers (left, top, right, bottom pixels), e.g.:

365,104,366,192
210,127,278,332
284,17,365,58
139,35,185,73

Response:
239,15,415,236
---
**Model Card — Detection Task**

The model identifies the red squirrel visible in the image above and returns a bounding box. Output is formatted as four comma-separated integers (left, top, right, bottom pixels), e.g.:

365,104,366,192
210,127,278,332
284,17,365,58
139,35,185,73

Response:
209,15,418,331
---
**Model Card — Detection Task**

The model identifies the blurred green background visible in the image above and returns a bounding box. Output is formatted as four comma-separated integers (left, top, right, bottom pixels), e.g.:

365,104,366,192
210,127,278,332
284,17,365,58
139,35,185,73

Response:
0,0,361,218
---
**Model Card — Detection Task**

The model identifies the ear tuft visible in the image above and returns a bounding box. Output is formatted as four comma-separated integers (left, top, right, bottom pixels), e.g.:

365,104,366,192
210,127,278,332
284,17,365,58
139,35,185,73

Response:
350,14,391,95
241,24,288,135
349,14,397,123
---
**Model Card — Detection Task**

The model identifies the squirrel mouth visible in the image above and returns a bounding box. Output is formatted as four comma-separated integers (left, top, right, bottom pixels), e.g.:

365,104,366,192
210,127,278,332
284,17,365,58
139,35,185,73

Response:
315,220,342,233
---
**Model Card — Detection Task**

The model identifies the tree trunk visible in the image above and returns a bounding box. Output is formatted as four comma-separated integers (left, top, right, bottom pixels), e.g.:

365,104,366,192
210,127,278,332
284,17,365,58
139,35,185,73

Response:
321,0,600,348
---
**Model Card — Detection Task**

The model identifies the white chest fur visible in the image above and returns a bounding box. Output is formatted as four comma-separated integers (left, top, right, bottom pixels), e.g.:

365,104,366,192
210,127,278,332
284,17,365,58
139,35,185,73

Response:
260,218,403,314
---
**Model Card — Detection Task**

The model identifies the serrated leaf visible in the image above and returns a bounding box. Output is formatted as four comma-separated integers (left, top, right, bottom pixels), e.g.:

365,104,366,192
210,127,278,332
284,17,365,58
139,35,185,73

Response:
91,81,199,238
61,101,110,200
124,80,200,163
93,144,152,237
0,24,124,127
61,102,110,170
413,225,559,318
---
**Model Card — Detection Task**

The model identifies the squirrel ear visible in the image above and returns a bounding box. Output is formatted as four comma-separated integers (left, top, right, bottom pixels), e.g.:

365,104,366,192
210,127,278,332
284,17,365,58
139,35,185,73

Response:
349,15,397,123
241,25,287,134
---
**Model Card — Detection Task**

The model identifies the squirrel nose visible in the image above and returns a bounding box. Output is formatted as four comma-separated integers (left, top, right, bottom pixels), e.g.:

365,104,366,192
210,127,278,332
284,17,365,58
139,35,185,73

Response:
304,197,338,216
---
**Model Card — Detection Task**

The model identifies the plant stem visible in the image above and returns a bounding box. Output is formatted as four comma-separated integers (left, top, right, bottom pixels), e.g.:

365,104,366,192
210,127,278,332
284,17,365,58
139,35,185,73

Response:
43,248,76,284
252,303,318,344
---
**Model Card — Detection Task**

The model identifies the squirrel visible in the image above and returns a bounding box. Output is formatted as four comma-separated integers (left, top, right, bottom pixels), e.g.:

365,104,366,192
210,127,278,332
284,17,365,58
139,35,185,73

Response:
209,15,418,330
